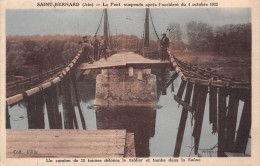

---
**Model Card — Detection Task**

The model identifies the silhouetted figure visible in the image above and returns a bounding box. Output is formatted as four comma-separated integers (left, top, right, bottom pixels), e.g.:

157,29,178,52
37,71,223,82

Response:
82,36,94,63
99,36,107,61
160,33,170,61
92,35,100,61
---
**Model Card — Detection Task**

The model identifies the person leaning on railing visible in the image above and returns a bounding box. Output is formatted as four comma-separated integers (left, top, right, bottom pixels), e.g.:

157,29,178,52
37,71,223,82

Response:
81,36,94,64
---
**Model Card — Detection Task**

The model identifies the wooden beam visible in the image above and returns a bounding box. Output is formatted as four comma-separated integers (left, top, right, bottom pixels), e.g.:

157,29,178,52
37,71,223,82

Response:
218,88,227,157
44,85,61,129
163,72,178,90
173,95,193,112
27,93,45,129
235,97,251,153
174,82,193,157
176,80,187,99
192,84,208,154
61,77,74,129
191,83,200,113
77,62,172,70
124,133,136,157
209,86,217,133
225,89,240,151
71,73,86,129
6,105,11,129
7,130,127,158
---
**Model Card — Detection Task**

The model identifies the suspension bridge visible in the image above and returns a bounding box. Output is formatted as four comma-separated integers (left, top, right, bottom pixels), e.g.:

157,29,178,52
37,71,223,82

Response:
6,9,251,158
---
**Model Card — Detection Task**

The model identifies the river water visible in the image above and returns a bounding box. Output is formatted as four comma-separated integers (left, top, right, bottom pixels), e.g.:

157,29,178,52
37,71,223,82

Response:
8,68,245,157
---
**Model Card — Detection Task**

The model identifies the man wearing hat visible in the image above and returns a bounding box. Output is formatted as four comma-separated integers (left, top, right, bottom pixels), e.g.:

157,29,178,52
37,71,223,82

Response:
92,35,100,61
82,35,94,63
160,33,170,61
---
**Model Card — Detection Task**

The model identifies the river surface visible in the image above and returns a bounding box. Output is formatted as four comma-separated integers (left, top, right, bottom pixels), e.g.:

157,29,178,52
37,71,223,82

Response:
8,68,245,157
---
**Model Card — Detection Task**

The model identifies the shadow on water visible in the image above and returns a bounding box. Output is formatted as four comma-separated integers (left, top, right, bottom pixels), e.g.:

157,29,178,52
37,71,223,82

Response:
7,68,250,157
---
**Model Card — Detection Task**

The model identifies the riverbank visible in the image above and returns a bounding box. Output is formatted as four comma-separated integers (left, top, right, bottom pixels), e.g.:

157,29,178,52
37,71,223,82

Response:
172,51,251,82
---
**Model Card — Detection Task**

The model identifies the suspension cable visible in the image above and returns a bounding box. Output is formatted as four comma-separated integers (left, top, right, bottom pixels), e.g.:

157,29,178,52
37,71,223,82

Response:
94,10,104,36
108,22,111,47
149,10,160,41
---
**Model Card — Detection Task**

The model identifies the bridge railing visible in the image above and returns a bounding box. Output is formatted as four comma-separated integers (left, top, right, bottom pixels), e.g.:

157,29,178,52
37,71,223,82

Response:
168,51,251,90
6,65,66,90
6,50,84,105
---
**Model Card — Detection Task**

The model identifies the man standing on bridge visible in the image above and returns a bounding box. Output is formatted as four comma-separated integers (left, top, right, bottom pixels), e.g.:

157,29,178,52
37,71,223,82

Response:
92,35,100,61
99,36,107,61
160,33,170,61
82,36,94,63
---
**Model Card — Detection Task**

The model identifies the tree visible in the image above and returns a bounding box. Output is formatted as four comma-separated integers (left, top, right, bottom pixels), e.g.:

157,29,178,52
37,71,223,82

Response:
215,23,251,53
168,23,184,50
186,21,214,51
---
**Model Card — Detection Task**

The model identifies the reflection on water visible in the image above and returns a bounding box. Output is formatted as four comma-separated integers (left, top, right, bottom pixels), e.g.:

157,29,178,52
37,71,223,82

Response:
8,68,248,157
96,108,156,157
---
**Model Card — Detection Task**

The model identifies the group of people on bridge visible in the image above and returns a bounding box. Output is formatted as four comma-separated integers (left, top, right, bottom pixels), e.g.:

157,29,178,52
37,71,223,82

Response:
80,35,109,63
80,33,170,63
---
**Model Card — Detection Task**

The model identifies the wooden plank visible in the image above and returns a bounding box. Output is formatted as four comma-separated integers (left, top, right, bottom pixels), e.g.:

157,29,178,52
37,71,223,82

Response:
126,62,172,69
218,88,227,157
71,73,86,129
209,86,217,133
77,63,126,70
225,89,240,151
124,133,136,157
191,83,200,113
163,72,178,90
176,80,187,99
7,130,127,158
27,93,45,129
173,95,193,112
174,82,193,157
44,85,61,129
192,84,208,154
7,129,126,135
7,137,126,143
235,98,251,153
61,78,74,129
6,105,11,129
77,62,171,70
7,148,125,158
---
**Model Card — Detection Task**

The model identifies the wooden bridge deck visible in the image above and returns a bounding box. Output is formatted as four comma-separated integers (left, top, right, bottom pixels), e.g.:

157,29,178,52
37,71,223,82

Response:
77,52,172,70
7,130,135,158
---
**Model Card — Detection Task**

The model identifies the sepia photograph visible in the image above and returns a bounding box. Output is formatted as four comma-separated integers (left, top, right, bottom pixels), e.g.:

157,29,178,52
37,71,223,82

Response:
1,1,259,164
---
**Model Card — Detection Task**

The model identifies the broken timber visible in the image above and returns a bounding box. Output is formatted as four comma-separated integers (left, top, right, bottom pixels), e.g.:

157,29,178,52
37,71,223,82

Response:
174,82,193,157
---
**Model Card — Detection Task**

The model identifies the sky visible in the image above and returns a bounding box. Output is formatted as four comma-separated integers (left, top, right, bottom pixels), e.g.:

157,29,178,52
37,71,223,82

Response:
6,8,250,38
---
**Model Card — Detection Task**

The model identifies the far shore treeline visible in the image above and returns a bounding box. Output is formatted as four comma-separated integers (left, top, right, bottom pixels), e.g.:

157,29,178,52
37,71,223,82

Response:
6,22,251,82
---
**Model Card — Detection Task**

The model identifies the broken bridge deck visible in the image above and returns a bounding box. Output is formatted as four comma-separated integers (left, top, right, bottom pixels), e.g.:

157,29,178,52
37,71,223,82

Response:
77,52,172,70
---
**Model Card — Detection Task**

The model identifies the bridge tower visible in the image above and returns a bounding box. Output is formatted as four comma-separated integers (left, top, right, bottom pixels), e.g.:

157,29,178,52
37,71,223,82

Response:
104,9,109,48
144,8,149,47
143,8,150,56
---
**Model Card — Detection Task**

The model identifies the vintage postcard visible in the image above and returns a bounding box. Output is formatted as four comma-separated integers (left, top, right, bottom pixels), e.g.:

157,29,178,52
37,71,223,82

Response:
0,0,259,165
